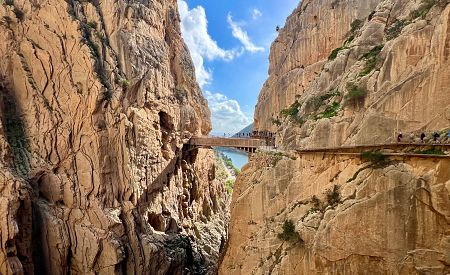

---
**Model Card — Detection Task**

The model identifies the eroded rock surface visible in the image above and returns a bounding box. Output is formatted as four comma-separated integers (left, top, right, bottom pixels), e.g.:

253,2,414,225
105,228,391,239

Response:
0,0,228,274
220,153,450,274
222,0,450,274
255,0,450,148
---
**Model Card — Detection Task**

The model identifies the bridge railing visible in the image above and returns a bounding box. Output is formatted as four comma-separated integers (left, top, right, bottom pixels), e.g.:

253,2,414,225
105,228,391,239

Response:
296,143,450,153
189,137,266,148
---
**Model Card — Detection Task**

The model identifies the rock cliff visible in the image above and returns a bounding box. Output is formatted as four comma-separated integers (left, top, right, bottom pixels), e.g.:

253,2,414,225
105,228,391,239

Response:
255,0,450,148
222,0,450,274
221,152,450,274
0,0,228,274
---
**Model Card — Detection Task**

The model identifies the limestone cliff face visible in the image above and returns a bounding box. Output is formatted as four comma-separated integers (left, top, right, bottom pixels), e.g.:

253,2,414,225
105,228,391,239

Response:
255,0,450,148
220,153,450,274
0,0,228,274
222,0,450,274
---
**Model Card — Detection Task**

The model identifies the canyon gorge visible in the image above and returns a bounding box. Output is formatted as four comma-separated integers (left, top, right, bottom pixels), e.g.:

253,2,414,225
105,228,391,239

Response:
0,0,449,274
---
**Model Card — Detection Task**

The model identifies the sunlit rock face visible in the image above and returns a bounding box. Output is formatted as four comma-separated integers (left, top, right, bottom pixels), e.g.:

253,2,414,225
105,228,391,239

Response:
222,0,450,274
254,0,450,148
0,0,229,274
220,153,450,274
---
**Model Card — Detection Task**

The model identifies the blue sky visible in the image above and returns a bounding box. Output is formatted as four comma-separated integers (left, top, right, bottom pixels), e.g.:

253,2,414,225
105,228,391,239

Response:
178,0,299,134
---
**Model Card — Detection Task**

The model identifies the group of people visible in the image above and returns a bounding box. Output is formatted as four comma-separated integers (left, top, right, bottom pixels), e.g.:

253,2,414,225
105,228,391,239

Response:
397,130,450,143
223,131,276,139
220,131,277,147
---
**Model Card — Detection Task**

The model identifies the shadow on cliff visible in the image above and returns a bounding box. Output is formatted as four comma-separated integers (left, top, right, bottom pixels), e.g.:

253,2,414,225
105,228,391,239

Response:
0,81,31,176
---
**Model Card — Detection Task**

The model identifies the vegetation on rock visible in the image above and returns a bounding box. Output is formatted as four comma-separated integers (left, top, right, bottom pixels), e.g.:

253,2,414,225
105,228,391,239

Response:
315,102,340,119
414,148,445,155
386,20,408,39
280,100,304,125
345,83,367,104
326,185,341,207
226,179,235,194
359,45,384,77
328,19,363,60
410,0,436,20
278,219,303,243
361,151,387,163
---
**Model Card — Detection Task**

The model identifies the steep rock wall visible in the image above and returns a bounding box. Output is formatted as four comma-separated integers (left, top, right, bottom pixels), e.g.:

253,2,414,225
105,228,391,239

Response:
0,0,228,274
220,152,450,274
255,0,450,149
254,0,383,133
222,0,450,274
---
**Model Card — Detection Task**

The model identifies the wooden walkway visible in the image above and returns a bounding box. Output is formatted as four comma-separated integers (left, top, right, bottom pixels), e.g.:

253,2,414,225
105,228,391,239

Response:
189,137,450,157
189,137,265,152
297,143,450,153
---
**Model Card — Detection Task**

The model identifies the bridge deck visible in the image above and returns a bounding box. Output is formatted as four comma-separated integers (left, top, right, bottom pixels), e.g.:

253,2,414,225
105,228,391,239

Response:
188,137,450,157
189,137,265,148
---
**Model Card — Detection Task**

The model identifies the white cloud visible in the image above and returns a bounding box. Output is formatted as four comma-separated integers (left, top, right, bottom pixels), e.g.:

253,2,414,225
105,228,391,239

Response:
205,91,253,134
251,8,262,20
178,0,238,88
227,14,264,53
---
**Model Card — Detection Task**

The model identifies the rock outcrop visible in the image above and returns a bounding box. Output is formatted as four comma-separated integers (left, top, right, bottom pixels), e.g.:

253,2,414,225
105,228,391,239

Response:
0,0,228,274
220,152,450,274
255,0,450,148
222,0,450,274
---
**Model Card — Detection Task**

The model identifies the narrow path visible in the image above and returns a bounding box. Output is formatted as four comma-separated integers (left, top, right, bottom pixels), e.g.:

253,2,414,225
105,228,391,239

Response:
190,136,450,158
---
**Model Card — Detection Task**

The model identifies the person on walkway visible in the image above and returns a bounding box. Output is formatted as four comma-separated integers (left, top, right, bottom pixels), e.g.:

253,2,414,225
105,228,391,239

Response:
420,132,426,143
397,132,403,143
433,132,440,142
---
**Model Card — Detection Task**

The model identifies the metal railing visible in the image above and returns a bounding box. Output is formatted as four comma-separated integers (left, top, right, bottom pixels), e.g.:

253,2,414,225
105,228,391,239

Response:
189,137,266,148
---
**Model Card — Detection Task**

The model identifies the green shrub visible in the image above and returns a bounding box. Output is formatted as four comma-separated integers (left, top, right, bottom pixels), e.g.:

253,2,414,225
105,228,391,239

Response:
13,7,24,21
308,90,340,111
4,0,14,5
291,115,305,126
87,21,98,29
225,179,234,194
1,93,30,176
410,0,436,20
361,151,387,163
340,19,363,48
345,83,367,103
311,195,321,210
316,102,340,119
359,45,383,77
222,155,240,175
280,100,300,117
328,46,348,60
350,19,363,34
271,118,281,126
415,148,445,155
386,20,408,40
102,90,113,102
119,78,130,88
278,219,302,243
326,185,341,207
269,152,284,167
175,86,187,101
280,100,305,126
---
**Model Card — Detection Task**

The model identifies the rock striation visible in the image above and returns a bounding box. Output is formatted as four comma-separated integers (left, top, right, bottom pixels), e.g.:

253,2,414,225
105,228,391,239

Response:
255,0,450,148
0,0,228,274
222,0,450,274
220,152,450,274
